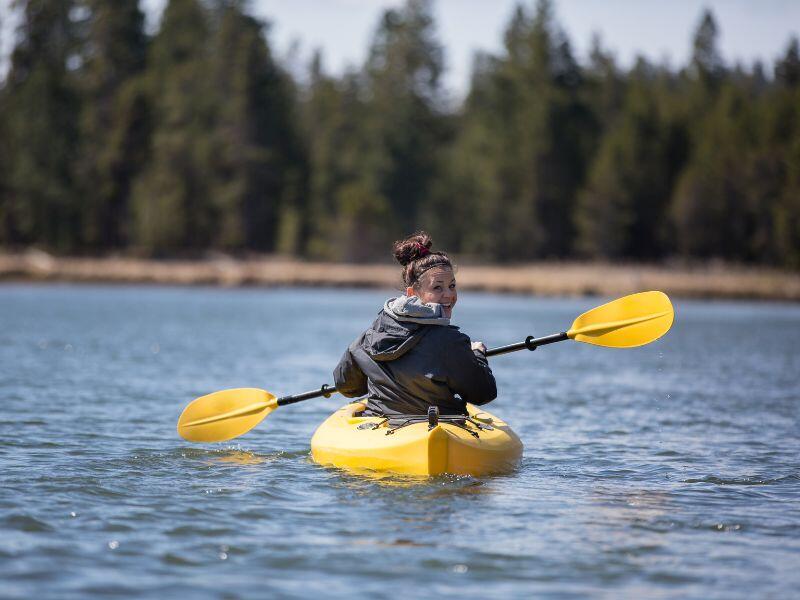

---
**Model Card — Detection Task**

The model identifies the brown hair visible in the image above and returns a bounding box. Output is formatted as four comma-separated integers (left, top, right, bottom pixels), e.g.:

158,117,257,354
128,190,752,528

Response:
392,231,453,288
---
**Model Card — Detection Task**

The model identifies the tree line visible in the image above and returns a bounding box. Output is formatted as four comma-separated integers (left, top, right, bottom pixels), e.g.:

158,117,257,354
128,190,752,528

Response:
1,0,798,266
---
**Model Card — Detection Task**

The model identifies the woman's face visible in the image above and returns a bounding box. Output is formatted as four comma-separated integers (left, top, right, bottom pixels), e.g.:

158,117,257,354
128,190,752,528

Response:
407,267,457,318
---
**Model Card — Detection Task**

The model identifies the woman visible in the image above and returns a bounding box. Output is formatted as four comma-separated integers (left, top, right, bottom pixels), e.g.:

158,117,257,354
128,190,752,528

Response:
333,232,497,417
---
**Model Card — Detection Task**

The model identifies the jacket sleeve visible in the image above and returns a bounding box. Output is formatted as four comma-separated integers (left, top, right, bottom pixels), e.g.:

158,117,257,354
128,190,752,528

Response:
333,337,368,398
443,331,497,406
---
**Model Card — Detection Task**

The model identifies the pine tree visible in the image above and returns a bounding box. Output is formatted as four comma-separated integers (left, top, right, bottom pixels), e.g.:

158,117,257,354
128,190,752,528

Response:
0,78,8,245
0,0,81,250
302,54,370,259
455,0,594,260
436,51,504,257
690,9,724,89
670,82,755,259
669,8,720,259
331,72,392,262
209,1,306,253
576,60,686,259
130,0,215,254
76,0,148,250
584,34,625,132
358,0,448,258
771,37,800,266
775,37,800,87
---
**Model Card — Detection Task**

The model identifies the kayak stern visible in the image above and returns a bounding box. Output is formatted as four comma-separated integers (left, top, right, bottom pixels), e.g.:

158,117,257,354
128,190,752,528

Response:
311,403,523,477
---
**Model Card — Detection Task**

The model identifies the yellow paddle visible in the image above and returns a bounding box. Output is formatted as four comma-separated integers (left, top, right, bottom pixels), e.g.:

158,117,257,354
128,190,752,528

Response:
177,290,674,443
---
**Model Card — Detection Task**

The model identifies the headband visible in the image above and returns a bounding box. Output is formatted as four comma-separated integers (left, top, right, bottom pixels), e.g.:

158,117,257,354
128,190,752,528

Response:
409,255,449,285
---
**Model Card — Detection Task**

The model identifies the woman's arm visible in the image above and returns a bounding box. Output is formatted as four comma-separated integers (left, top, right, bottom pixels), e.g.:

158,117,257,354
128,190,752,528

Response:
444,332,497,406
333,337,368,398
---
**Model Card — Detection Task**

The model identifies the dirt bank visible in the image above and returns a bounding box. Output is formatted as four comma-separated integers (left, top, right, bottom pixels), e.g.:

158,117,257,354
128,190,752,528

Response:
1,251,798,301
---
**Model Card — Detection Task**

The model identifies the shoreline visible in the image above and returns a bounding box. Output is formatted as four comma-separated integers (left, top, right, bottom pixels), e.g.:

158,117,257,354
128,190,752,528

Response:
1,251,798,302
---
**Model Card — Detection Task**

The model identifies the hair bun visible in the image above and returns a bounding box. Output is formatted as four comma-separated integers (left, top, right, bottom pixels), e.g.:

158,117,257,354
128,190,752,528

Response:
393,232,433,266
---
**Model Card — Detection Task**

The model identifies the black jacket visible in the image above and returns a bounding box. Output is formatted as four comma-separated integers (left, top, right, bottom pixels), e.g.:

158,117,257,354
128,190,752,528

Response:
333,308,497,417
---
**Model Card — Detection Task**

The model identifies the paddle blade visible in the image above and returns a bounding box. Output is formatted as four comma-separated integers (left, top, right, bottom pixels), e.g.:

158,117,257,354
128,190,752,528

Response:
177,388,277,443
567,291,674,348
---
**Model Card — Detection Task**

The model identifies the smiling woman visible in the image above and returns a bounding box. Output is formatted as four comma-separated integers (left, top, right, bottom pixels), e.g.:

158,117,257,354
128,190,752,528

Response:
332,232,497,417
396,233,458,317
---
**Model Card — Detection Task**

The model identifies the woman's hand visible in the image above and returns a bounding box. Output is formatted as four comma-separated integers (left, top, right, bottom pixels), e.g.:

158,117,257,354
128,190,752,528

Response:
471,341,487,354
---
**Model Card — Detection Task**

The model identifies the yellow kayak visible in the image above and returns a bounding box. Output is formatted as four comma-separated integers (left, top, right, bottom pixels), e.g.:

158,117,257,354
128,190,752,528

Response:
310,402,523,477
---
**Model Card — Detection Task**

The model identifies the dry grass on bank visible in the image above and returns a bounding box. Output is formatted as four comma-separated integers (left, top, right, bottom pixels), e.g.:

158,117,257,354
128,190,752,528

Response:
1,250,798,301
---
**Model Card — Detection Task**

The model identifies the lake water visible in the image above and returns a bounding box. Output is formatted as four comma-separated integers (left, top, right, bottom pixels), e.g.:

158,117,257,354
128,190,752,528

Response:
1,284,799,599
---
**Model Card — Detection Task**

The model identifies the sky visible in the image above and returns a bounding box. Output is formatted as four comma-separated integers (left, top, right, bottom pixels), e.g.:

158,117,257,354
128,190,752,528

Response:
2,0,799,99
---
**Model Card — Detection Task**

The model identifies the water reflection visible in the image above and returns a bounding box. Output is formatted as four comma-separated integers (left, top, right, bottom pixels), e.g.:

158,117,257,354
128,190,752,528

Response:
568,487,676,568
211,449,270,466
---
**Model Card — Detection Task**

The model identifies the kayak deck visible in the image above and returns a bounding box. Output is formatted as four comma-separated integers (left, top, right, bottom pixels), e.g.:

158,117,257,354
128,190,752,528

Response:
310,402,523,477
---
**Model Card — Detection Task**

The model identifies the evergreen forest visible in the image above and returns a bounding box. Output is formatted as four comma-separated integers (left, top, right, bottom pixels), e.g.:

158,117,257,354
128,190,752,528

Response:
1,0,799,267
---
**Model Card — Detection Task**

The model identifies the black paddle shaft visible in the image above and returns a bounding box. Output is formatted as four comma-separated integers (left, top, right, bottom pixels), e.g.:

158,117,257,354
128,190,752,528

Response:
275,331,569,407
485,331,568,356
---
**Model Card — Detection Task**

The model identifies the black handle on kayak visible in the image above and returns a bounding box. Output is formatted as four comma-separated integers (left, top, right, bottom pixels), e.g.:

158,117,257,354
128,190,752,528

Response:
276,332,568,406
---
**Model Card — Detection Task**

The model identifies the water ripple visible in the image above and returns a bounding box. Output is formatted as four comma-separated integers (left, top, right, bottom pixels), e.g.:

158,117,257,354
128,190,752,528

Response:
683,474,800,486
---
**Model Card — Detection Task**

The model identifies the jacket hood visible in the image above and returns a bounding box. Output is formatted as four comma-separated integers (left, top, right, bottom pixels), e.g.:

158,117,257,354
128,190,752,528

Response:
383,295,450,326
363,296,450,361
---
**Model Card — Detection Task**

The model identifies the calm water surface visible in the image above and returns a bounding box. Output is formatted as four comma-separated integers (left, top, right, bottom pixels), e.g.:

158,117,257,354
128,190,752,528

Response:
1,285,799,599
